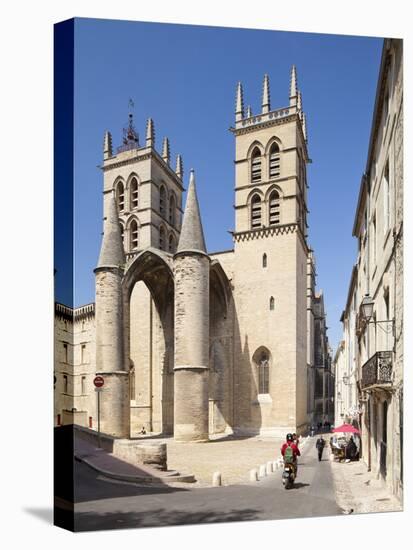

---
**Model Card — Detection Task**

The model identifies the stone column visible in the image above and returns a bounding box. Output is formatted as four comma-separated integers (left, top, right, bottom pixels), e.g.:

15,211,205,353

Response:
95,266,130,438
174,253,210,441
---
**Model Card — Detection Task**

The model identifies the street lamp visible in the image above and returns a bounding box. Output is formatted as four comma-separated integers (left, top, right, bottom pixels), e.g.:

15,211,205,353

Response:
360,294,374,322
360,293,394,334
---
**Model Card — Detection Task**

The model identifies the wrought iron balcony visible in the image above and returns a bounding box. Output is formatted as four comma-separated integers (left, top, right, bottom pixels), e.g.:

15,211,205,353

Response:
361,351,393,390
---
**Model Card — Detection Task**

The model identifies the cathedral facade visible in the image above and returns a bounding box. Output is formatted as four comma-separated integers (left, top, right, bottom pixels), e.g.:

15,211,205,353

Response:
55,67,326,440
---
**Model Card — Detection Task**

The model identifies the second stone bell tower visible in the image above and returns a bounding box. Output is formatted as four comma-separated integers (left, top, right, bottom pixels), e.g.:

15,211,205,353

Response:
231,67,311,436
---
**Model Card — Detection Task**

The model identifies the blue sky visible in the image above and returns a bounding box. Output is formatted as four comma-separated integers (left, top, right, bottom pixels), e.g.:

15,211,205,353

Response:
56,18,383,351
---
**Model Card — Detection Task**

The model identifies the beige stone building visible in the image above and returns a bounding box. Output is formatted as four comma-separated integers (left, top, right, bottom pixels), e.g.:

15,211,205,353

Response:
55,67,327,441
336,39,403,501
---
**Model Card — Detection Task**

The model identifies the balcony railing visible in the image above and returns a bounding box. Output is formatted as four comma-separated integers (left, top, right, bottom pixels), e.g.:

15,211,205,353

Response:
361,351,393,390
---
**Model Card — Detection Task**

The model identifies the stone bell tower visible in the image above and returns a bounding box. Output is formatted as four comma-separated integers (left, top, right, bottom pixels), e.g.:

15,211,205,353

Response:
101,109,184,258
173,170,210,441
231,67,310,435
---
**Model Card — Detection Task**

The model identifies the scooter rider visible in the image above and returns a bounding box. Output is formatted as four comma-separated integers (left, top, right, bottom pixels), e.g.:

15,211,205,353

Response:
281,433,301,477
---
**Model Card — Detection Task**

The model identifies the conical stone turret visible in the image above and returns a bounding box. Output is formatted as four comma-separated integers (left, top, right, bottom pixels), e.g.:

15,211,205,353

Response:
177,170,206,255
173,169,210,442
97,194,125,268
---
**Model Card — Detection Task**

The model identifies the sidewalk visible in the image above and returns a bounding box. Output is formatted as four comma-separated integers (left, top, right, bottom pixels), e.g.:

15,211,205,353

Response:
74,436,195,484
329,447,403,514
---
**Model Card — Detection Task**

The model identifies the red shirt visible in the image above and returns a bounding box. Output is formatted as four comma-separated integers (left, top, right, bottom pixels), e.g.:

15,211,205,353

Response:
281,442,300,458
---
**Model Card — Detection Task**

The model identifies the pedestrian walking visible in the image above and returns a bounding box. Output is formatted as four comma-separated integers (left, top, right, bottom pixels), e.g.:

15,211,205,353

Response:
316,435,325,461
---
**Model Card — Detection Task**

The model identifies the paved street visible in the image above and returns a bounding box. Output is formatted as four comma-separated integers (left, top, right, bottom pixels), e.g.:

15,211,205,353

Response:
71,437,342,531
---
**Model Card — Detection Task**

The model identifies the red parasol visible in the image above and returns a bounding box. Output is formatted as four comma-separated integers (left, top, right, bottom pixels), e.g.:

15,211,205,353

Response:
332,423,360,434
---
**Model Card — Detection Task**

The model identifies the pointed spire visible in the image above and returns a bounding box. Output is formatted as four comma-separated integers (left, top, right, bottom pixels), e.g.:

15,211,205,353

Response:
246,105,252,118
146,118,155,147
175,154,183,180
162,137,170,164
103,130,113,160
289,65,298,106
177,169,206,254
262,74,271,114
235,82,244,121
302,112,308,142
97,193,125,268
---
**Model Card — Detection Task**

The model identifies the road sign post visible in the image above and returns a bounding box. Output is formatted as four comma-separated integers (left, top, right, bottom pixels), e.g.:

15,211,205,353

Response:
93,376,105,448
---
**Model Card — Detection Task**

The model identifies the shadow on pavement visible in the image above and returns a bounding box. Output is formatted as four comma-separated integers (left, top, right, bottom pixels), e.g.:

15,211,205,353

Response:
74,507,261,531
290,483,310,490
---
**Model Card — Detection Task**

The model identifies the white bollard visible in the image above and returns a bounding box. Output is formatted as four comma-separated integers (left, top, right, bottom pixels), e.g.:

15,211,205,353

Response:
266,461,273,475
249,468,258,482
212,472,222,487
272,461,277,471
259,464,267,478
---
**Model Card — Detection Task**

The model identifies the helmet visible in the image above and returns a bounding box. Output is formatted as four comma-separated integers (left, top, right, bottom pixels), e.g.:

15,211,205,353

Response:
286,433,293,442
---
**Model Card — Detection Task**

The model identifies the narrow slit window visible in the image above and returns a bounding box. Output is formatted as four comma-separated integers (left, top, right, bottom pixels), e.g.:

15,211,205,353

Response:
263,253,267,268
81,376,86,395
270,296,275,310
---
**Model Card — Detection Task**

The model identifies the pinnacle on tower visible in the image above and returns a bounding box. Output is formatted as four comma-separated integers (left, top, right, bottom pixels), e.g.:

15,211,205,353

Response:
246,105,252,118
97,193,125,268
176,154,183,180
289,65,298,106
103,130,113,160
146,118,155,147
262,74,271,114
162,137,170,165
176,169,206,254
235,82,244,121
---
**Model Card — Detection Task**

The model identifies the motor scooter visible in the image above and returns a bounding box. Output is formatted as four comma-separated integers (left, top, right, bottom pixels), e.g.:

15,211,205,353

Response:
282,462,295,489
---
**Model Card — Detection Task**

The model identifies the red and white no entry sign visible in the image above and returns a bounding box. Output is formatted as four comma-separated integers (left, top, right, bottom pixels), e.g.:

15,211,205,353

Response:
93,375,104,388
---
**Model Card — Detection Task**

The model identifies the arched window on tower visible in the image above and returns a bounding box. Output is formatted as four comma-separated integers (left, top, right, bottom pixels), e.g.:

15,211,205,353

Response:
263,253,267,268
116,181,125,212
130,219,138,250
159,226,165,250
169,194,176,226
168,233,175,253
251,148,262,183
159,185,166,217
258,351,270,394
269,142,280,178
119,223,124,247
130,177,138,209
270,296,275,310
251,194,262,229
269,190,281,225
